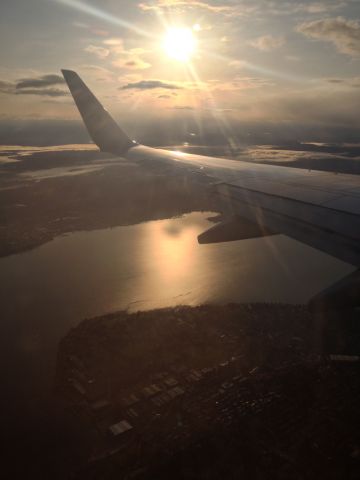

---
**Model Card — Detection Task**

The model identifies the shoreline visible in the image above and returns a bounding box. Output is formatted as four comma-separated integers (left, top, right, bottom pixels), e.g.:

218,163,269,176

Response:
0,148,216,257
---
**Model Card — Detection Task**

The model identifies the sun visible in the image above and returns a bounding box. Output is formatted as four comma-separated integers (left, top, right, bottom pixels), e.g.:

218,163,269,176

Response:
163,27,197,62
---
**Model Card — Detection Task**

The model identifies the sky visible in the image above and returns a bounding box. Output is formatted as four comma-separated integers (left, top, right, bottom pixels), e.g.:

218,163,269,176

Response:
0,0,359,146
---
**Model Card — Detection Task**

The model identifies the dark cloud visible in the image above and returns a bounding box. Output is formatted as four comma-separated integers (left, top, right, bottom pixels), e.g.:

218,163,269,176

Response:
16,74,65,90
327,78,344,83
15,88,68,97
325,77,360,87
121,80,182,90
172,106,194,110
0,80,14,94
0,74,67,97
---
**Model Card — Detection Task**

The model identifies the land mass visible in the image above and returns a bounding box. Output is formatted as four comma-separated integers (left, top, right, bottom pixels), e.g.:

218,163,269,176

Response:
0,147,215,257
56,304,360,479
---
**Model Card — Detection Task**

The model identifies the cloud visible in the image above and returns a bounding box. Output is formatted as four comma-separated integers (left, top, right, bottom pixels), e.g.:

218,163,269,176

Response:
120,80,182,90
138,0,345,18
108,42,151,70
15,88,68,97
324,76,360,87
80,64,113,75
249,1,346,16
297,17,360,57
84,44,110,59
209,76,275,93
228,60,248,69
79,64,115,82
0,74,68,97
248,35,285,51
301,2,345,14
113,58,151,70
16,74,65,89
103,37,124,46
233,77,275,89
91,29,108,37
0,80,15,94
327,78,344,83
172,105,194,110
138,1,236,15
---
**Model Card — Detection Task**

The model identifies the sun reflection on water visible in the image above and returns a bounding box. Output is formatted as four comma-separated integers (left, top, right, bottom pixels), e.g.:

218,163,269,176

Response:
149,217,199,282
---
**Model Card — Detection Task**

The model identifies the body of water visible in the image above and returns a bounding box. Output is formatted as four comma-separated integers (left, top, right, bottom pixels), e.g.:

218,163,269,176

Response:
0,211,354,472
1,211,354,393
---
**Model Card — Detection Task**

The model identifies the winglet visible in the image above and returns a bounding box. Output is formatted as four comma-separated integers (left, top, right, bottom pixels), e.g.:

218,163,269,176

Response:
61,69,135,155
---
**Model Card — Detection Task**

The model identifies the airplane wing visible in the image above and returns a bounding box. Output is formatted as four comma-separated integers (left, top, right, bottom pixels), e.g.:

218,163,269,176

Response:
62,70,360,310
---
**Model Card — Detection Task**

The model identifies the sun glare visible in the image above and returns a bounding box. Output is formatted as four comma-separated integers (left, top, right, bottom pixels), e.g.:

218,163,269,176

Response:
163,27,196,62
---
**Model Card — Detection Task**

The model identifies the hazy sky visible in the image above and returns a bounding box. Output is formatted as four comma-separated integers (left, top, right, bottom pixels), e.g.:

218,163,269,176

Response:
0,0,359,145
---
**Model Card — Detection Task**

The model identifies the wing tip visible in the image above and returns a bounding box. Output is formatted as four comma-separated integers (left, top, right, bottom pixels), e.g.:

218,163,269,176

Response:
61,69,78,81
61,69,135,154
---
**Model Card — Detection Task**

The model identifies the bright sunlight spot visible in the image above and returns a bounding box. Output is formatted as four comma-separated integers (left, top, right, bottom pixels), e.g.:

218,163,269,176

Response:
163,27,197,62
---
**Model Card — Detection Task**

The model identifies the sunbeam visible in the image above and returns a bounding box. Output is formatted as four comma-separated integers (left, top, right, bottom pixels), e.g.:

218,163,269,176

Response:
53,0,153,38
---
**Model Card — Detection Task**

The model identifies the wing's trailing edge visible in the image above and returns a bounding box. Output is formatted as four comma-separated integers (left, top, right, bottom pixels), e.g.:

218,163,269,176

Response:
198,215,276,244
61,69,135,154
